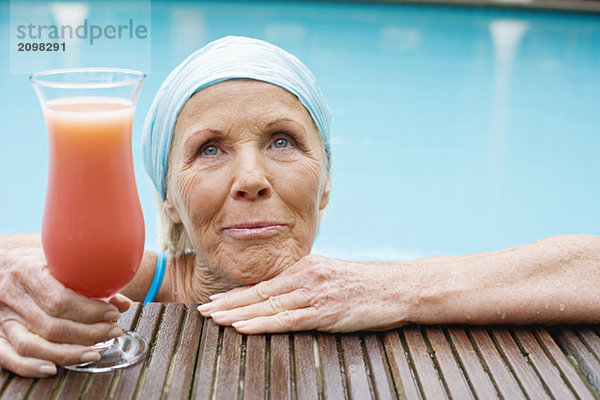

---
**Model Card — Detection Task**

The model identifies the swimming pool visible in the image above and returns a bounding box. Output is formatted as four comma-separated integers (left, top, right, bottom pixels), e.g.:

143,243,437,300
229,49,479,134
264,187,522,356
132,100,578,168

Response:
1,1,599,260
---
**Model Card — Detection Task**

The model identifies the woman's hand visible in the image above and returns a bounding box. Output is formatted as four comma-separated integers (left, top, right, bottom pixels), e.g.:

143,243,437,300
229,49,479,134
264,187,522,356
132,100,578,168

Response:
197,254,414,334
0,247,131,377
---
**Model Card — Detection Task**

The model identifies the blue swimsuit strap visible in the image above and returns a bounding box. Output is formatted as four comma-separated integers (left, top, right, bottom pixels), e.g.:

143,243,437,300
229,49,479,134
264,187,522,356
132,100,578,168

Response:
143,251,167,305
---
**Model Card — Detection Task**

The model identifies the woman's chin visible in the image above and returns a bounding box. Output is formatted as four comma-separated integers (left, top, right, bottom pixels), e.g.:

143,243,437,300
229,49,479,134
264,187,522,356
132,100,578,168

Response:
210,248,303,285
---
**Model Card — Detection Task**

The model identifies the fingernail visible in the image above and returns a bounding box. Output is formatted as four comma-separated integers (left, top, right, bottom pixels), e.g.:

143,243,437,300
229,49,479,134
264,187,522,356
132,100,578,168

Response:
108,325,123,339
232,321,248,330
116,293,134,306
80,351,101,363
104,310,121,322
39,363,57,375
209,293,225,300
211,311,226,320
197,304,212,315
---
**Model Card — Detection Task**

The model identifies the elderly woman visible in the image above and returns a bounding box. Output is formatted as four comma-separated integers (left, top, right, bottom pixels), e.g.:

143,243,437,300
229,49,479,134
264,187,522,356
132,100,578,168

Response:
1,36,599,378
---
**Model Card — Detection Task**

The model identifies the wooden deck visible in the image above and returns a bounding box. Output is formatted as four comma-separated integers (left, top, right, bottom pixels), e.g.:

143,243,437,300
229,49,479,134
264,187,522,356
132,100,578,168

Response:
1,302,600,399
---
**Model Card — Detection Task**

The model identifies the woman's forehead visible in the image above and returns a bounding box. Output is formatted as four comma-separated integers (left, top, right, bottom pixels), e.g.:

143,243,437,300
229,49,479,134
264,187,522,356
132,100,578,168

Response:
175,79,315,136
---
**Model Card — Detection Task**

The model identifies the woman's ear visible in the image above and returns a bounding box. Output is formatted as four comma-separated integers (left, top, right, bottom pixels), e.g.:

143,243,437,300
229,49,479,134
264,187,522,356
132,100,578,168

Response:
319,173,331,211
164,192,183,224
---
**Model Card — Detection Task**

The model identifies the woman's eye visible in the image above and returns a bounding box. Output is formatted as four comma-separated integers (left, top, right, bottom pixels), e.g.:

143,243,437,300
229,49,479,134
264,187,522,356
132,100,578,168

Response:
202,145,219,156
273,138,289,149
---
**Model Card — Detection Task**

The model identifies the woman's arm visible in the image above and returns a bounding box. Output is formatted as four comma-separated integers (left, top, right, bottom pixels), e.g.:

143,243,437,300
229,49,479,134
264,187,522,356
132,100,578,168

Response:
198,234,600,333
406,234,600,325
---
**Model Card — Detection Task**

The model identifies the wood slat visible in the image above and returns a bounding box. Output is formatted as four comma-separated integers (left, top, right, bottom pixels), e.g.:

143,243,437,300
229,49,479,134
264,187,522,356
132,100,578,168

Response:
382,331,420,399
0,376,33,400
425,327,473,399
167,305,204,400
139,303,185,399
469,327,525,399
112,302,163,400
84,302,142,400
192,318,220,399
22,370,64,400
490,329,549,398
446,328,498,399
534,328,596,400
243,334,266,400
55,372,88,399
215,327,242,399
513,328,577,400
579,329,600,364
403,326,446,399
293,333,318,400
0,370,11,392
555,329,600,393
340,335,371,399
118,302,144,331
317,334,345,399
270,334,292,400
363,334,395,400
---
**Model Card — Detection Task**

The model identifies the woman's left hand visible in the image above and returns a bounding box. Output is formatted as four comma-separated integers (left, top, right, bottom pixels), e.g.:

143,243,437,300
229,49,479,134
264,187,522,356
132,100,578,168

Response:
197,254,413,333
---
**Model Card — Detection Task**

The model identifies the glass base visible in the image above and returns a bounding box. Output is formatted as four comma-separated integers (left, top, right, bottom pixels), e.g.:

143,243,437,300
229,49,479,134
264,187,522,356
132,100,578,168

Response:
63,331,148,373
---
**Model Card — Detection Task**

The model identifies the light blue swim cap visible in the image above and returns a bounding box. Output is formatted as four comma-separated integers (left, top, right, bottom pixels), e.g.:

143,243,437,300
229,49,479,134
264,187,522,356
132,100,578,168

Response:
142,35,331,201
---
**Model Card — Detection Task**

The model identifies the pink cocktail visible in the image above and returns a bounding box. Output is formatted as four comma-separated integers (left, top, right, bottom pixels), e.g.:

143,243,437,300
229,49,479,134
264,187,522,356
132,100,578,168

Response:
31,68,147,372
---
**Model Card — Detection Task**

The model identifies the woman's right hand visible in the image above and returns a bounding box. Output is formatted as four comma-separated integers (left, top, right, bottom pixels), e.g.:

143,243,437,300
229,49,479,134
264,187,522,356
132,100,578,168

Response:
0,247,132,377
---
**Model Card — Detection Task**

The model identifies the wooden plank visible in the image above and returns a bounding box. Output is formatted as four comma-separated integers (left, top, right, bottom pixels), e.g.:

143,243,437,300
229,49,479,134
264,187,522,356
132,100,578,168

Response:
84,302,142,400
118,302,143,331
55,372,88,399
243,334,266,400
446,328,498,399
192,318,220,399
21,370,64,400
363,334,394,400
167,305,204,400
0,376,34,400
112,302,163,400
513,329,577,400
425,327,473,399
0,370,11,393
139,303,185,399
215,327,242,399
382,331,420,399
293,333,318,400
340,335,371,400
403,326,446,399
469,327,525,399
555,329,600,393
83,369,115,400
579,329,600,364
316,334,345,399
270,334,291,400
534,328,596,400
490,329,549,399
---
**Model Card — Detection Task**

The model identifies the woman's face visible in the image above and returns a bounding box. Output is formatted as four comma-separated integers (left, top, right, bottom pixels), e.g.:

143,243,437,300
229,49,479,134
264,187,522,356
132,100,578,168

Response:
165,80,330,284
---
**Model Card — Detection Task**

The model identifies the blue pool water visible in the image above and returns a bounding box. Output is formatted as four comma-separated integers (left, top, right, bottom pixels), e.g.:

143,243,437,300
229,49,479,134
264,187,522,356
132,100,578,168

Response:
1,1,599,260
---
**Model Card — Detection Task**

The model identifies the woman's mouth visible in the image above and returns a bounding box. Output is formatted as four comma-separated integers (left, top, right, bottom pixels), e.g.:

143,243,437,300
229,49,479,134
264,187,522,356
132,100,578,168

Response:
222,223,288,240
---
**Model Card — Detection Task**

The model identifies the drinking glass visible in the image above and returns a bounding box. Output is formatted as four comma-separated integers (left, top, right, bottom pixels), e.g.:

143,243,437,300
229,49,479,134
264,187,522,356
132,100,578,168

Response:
31,68,147,372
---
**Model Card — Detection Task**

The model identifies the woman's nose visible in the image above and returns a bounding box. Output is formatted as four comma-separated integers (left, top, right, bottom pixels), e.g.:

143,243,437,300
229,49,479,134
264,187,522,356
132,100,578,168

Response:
230,152,273,201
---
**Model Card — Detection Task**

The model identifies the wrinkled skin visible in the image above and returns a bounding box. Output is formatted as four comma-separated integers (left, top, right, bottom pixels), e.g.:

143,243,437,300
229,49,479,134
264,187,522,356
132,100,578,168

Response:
198,254,413,333
163,79,331,285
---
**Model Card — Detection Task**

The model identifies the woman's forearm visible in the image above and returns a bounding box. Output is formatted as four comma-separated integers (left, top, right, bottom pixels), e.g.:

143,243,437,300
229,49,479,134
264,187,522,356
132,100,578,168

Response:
397,234,600,325
0,233,42,249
